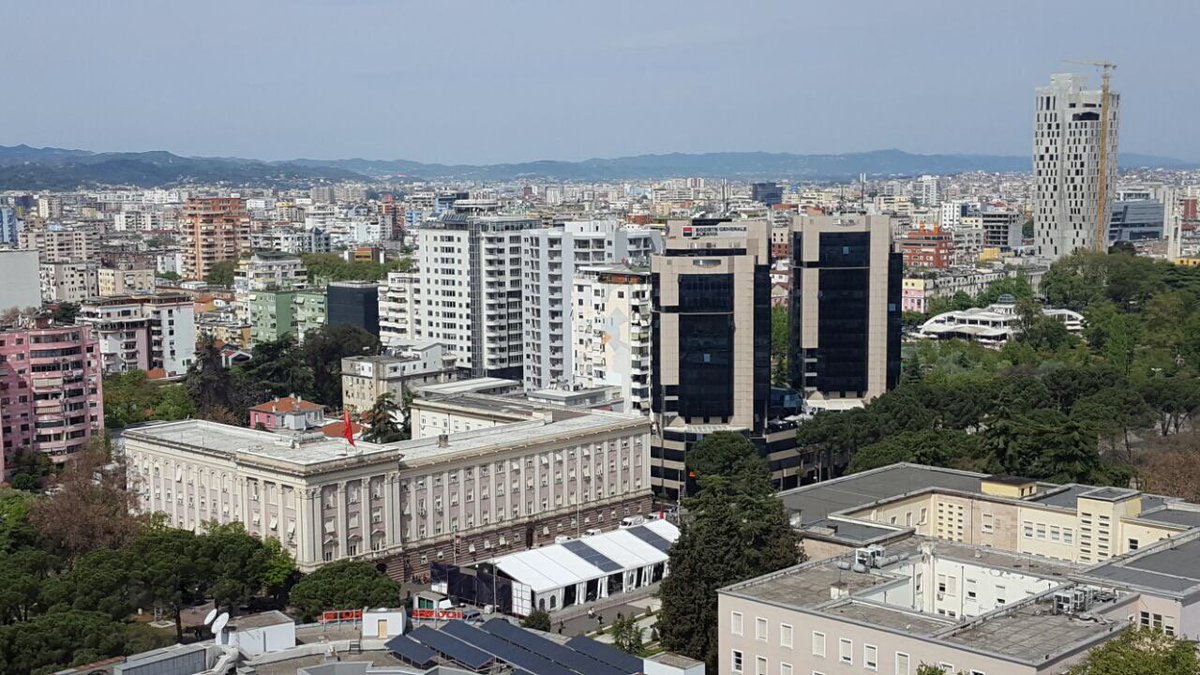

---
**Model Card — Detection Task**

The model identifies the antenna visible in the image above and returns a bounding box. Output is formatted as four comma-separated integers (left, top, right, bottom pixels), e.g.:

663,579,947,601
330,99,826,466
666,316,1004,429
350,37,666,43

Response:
203,608,218,626
211,612,230,645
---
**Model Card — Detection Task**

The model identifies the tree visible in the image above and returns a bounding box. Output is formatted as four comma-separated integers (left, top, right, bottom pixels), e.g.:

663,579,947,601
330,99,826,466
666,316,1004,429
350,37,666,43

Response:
50,302,79,324
185,336,238,421
685,431,761,484
0,490,38,554
771,305,790,386
1141,446,1200,504
237,335,314,400
658,463,802,671
40,547,136,620
103,371,196,428
205,260,237,287
201,522,275,615
521,609,551,632
609,614,645,655
158,270,181,282
0,610,153,675
362,393,406,443
29,444,144,559
262,538,299,603
849,430,981,474
130,526,206,641
1066,627,1200,675
289,560,401,622
303,324,382,406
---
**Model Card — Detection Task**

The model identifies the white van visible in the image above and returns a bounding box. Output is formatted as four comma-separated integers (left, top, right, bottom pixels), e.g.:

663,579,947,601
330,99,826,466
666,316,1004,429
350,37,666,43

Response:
619,515,645,529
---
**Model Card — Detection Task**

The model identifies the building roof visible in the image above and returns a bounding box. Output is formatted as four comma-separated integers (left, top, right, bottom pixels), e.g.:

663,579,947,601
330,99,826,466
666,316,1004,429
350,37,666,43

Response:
1076,534,1200,598
778,463,985,525
231,610,294,630
250,396,324,414
124,411,646,476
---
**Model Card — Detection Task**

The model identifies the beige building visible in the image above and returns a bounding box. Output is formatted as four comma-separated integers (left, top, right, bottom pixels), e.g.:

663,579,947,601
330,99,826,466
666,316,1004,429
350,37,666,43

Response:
98,267,155,297
650,218,772,501
789,214,900,407
39,261,98,303
719,464,1200,675
340,342,457,415
19,226,99,263
124,407,651,576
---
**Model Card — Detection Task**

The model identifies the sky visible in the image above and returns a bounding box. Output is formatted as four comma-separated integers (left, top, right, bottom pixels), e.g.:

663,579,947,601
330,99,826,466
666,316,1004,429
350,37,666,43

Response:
2,0,1197,165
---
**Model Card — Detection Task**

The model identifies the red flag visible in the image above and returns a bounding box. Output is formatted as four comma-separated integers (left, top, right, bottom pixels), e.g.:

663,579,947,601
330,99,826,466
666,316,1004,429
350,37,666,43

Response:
342,409,356,448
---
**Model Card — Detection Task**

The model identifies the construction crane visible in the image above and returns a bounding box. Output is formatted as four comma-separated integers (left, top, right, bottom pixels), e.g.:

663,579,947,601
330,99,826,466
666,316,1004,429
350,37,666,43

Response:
1065,60,1117,252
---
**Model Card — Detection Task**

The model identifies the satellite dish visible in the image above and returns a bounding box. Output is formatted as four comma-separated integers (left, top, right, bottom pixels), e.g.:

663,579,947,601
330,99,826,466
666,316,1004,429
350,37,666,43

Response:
203,609,218,626
211,612,230,643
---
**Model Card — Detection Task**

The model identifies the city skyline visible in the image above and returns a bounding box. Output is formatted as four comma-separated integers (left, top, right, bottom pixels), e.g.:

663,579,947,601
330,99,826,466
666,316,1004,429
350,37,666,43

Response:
3,0,1198,164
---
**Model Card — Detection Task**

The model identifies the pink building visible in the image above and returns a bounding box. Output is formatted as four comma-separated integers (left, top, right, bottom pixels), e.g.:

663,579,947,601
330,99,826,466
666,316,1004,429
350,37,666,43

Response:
249,396,325,431
0,318,105,480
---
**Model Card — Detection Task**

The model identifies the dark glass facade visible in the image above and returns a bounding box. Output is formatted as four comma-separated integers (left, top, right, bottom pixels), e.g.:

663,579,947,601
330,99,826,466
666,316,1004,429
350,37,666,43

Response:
789,230,901,397
327,284,380,336
751,183,783,207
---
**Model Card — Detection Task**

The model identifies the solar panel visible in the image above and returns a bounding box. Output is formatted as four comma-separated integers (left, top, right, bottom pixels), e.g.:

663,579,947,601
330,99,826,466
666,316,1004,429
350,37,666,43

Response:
624,525,672,552
384,634,438,668
440,620,577,675
482,618,629,675
409,625,494,671
562,539,622,573
566,634,644,674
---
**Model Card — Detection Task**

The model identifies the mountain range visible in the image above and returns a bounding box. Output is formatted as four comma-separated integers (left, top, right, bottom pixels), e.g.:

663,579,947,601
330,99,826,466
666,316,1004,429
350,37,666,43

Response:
0,144,1195,190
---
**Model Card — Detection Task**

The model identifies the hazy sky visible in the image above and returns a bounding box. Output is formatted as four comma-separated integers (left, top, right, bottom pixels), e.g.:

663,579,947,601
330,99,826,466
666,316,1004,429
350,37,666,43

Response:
3,0,1197,164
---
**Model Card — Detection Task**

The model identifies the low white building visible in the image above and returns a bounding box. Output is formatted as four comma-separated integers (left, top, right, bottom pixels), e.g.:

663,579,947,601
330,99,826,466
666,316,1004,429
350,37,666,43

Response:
917,297,1084,346
341,342,457,415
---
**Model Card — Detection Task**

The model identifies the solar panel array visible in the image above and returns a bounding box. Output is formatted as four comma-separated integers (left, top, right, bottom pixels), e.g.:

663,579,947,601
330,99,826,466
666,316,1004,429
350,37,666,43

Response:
624,525,671,552
565,634,644,674
409,625,494,671
562,539,622,573
405,619,643,675
482,618,629,675
384,634,437,668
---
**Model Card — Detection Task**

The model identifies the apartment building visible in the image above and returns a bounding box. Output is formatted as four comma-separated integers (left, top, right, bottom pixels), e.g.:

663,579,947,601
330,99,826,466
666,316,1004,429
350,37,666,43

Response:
0,250,41,314
19,226,99,262
789,214,901,406
341,342,457,414
122,407,651,575
327,281,380,336
0,319,105,478
1034,73,1120,260
78,293,196,378
0,206,21,245
234,253,308,293
719,463,1200,675
181,197,249,280
249,224,332,255
521,220,660,391
895,226,953,270
378,271,419,347
39,261,99,303
571,265,652,415
97,266,155,297
416,203,541,380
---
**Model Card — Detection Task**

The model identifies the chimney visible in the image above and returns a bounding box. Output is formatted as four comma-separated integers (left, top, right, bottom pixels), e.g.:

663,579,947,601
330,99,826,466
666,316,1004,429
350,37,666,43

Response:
437,434,449,448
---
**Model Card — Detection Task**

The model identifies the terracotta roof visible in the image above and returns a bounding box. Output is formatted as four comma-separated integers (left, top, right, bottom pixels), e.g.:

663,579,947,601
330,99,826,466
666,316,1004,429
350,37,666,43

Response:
146,368,168,380
322,419,362,438
249,396,324,414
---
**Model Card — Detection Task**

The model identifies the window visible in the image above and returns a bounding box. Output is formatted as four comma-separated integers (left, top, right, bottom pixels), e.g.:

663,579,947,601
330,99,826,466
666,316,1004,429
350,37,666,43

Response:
966,578,977,599
839,638,852,664
1128,538,1139,551
1036,524,1047,539
756,656,767,675
779,663,792,675
731,612,743,636
755,617,767,641
938,664,955,674
895,652,910,675
812,631,825,657
864,645,878,671
981,513,994,533
1064,528,1074,544
1023,521,1034,538
731,650,743,673
969,671,986,675
780,623,793,649
1050,526,1061,542
995,585,1006,605
919,507,928,525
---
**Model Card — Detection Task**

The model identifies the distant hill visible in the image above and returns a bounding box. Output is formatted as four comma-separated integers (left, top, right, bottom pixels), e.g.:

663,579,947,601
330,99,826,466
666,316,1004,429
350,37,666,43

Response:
0,145,1195,188
0,145,367,190
261,149,1200,181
